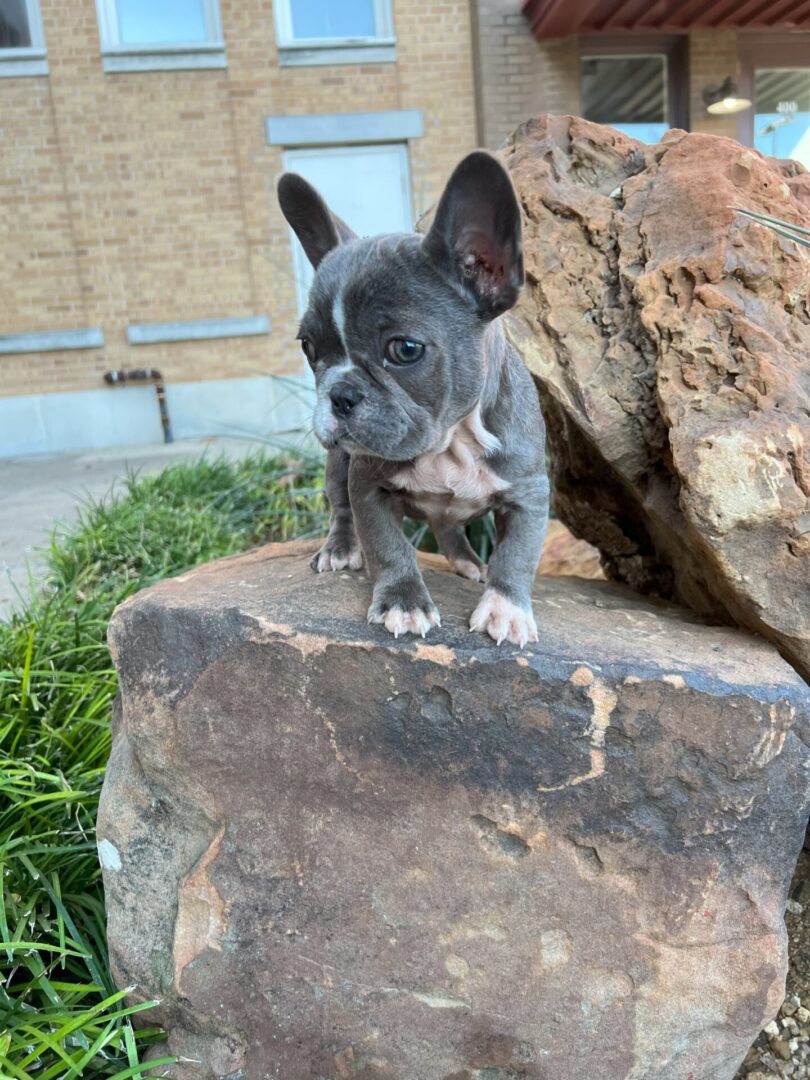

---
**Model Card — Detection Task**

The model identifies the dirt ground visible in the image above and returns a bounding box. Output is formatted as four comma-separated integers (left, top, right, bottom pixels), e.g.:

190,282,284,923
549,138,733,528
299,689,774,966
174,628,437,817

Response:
737,846,810,1079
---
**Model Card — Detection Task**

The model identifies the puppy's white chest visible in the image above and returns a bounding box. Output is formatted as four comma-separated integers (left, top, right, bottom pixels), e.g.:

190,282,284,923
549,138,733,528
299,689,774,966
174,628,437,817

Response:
390,408,509,524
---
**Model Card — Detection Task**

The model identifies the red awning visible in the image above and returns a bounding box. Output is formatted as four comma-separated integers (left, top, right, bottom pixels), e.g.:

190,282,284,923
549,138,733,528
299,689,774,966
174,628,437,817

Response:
523,0,810,38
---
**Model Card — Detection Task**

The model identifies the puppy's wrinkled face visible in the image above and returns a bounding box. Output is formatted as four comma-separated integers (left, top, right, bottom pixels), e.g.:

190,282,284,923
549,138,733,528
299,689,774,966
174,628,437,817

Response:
299,236,490,460
278,151,524,462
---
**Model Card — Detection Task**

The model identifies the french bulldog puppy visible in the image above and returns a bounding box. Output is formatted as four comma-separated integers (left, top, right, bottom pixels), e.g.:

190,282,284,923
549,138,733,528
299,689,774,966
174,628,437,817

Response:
277,151,549,646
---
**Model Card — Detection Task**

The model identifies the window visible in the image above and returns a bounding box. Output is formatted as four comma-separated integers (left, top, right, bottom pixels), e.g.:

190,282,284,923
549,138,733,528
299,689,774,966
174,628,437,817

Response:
287,0,377,40
739,36,810,171
0,0,47,77
282,143,413,317
274,0,395,66
96,0,225,72
581,55,669,144
0,0,31,45
579,36,687,145
753,69,810,169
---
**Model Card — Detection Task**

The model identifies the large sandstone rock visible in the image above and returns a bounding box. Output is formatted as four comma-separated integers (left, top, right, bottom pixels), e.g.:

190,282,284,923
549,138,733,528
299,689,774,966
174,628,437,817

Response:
99,539,810,1080
502,116,810,683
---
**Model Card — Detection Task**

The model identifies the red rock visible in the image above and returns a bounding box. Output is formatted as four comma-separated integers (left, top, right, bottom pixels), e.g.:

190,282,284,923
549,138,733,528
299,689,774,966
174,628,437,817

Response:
766,156,810,208
787,172,810,210
504,116,810,682
539,519,604,578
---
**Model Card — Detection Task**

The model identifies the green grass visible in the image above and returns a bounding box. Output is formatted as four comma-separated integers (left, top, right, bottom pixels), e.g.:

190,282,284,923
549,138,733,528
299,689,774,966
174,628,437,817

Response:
0,451,327,1079
0,443,501,1079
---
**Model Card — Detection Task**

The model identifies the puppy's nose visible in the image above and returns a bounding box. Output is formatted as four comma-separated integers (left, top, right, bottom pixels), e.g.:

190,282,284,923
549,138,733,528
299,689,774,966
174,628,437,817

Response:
330,383,365,417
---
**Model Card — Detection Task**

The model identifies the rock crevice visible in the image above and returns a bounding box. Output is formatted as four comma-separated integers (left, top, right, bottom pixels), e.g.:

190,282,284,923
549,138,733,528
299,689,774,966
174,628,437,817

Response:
503,116,810,681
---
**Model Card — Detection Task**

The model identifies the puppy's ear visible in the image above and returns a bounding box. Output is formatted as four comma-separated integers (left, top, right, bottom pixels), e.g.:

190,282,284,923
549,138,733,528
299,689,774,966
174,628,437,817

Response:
422,151,524,320
277,173,357,269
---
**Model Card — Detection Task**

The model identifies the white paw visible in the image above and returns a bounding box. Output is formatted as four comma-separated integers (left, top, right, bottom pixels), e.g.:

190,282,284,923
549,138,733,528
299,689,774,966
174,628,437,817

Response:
452,558,487,583
470,588,538,648
368,604,441,639
312,544,363,573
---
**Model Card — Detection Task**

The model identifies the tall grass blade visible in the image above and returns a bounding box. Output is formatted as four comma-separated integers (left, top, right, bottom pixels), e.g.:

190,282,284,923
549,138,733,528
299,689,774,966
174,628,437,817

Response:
0,449,331,1078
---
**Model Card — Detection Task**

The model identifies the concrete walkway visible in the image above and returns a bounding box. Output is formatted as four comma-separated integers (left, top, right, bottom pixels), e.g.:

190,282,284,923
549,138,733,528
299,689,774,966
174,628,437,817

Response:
0,437,263,616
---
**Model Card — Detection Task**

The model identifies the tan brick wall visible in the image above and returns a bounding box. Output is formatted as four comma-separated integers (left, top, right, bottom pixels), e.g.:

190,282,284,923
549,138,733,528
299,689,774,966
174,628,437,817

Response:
688,28,740,140
471,8,751,150
0,0,477,400
472,0,579,149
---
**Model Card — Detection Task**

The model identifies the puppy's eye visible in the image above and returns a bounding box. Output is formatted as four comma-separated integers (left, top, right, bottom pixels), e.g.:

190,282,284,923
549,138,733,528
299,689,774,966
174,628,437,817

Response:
384,338,425,367
300,337,317,365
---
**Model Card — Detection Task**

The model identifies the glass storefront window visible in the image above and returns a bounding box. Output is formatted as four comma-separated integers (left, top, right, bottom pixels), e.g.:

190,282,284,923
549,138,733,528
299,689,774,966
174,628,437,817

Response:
581,54,669,144
753,68,810,168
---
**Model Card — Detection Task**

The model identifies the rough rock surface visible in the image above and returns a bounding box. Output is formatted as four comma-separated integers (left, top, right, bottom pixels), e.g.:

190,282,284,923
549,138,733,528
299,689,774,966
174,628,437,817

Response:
502,116,810,682
767,157,810,210
538,519,605,578
99,539,810,1080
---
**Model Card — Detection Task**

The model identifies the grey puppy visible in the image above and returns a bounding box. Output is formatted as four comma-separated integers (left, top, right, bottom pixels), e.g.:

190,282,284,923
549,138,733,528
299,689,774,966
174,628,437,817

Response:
277,151,549,647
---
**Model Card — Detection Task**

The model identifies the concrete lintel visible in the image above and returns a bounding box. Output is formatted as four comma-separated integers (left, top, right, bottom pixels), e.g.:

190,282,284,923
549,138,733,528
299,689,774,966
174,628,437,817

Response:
0,328,104,354
102,48,226,73
127,316,270,345
278,43,395,67
267,109,423,146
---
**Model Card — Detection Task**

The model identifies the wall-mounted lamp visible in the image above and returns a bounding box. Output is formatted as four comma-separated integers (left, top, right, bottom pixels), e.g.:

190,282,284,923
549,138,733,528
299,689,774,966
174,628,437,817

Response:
703,76,752,115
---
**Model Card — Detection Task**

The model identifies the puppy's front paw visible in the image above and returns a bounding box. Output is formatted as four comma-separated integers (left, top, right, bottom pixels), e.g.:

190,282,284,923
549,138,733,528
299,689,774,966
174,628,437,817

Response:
311,535,363,573
470,588,538,648
368,579,441,639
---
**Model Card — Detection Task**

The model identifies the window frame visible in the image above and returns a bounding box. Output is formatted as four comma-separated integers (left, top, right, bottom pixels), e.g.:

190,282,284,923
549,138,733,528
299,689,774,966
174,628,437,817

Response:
95,0,226,73
737,31,810,152
578,34,688,133
0,0,47,78
273,0,396,67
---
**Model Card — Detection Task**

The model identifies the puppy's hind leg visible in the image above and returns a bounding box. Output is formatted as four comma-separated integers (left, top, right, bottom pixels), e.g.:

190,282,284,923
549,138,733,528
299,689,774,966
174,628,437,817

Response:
311,447,363,573
432,522,486,583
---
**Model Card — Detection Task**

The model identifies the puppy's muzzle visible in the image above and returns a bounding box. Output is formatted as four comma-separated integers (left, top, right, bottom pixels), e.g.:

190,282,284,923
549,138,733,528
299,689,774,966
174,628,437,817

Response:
330,383,365,418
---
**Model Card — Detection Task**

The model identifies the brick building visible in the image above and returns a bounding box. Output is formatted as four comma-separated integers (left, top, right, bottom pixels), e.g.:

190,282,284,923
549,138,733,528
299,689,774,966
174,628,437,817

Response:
1,0,809,456
0,0,478,454
473,1,810,157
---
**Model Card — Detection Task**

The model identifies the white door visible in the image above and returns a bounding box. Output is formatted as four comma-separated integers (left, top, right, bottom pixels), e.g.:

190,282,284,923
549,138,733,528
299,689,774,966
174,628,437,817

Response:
283,143,413,313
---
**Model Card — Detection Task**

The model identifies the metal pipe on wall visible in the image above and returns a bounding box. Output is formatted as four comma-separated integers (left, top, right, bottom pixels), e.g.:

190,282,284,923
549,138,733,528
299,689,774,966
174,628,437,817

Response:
103,369,174,444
